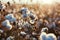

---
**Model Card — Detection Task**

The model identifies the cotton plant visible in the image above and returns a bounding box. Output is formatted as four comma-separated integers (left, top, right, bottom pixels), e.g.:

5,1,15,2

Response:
20,7,29,19
20,7,37,20
28,12,38,25
5,14,16,22
20,7,31,18
21,7,36,24
20,7,28,14
39,27,57,40
2,20,12,30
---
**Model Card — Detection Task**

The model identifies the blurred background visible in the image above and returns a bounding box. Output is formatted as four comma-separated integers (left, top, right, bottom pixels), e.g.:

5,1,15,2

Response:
0,0,60,4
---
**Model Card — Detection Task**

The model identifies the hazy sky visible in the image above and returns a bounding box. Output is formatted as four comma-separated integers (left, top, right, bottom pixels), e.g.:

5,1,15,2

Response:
0,0,60,4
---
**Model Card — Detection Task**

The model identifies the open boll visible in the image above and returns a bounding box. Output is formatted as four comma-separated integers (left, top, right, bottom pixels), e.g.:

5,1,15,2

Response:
2,20,12,30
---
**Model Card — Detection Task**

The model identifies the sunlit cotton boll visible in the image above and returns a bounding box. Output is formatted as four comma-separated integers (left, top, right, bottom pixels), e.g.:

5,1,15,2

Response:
2,20,12,30
40,28,57,40
46,34,57,40
40,32,57,40
5,14,16,22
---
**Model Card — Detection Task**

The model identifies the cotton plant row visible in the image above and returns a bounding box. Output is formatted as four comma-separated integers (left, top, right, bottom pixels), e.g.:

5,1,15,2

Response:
1,7,38,40
1,7,37,30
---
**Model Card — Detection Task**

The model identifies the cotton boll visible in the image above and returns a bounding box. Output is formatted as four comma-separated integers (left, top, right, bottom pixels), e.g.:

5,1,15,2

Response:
29,11,38,20
32,32,37,36
40,27,57,40
29,13,35,20
47,33,57,40
0,29,4,33
20,7,29,18
40,32,47,40
2,20,12,30
29,20,35,24
20,31,27,37
17,19,23,28
2,20,10,26
5,14,16,22
22,13,28,18
33,14,38,20
20,7,30,19
41,27,48,32
20,31,26,35
20,7,28,14
40,32,57,40
6,36,14,40
6,24,12,30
